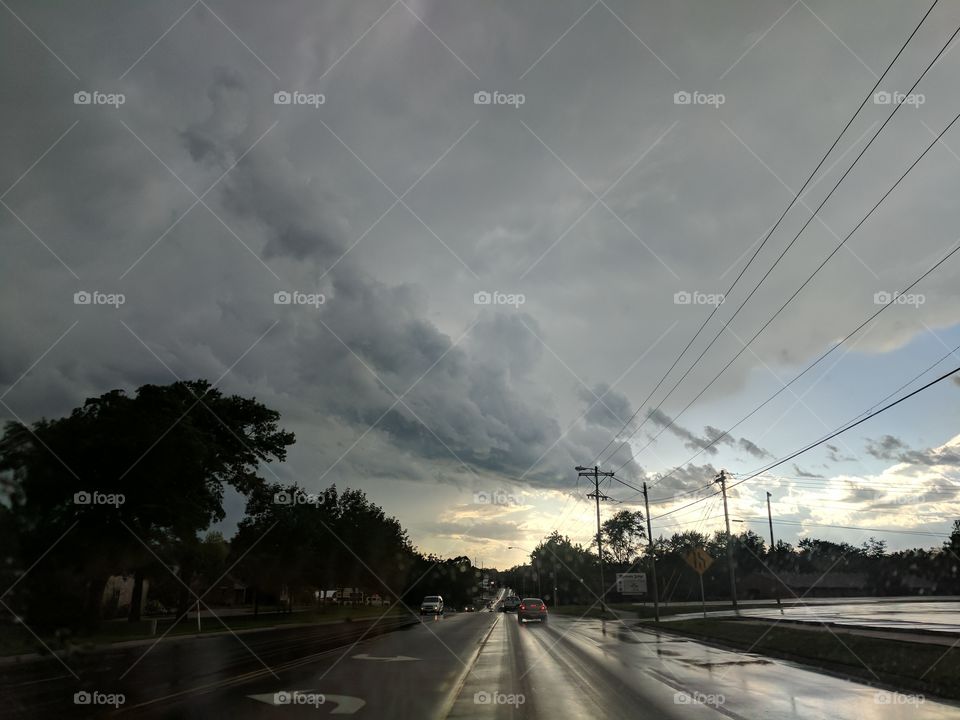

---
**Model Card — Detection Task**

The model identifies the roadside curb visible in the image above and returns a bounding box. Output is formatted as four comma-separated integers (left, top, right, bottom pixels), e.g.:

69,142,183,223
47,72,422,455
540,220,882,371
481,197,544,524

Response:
726,615,960,640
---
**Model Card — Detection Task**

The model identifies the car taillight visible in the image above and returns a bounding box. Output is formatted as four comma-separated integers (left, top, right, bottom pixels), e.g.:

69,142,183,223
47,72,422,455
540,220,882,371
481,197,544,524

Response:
520,604,525,610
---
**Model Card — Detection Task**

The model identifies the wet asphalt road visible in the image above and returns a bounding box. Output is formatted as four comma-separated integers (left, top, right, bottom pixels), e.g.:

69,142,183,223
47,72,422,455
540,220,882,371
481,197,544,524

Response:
4,610,960,718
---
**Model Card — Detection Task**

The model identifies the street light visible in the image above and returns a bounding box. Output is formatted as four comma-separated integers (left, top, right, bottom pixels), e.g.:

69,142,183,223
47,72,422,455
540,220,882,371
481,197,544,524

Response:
508,546,542,598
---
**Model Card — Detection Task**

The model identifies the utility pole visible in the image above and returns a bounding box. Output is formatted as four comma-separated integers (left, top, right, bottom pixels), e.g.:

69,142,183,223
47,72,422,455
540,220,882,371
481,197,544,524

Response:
715,469,739,613
766,491,783,614
576,465,614,616
553,561,559,607
535,555,542,597
642,482,660,623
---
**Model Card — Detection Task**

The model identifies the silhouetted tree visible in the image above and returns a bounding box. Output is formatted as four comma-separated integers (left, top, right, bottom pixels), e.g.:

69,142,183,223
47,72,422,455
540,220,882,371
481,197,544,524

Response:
0,380,294,629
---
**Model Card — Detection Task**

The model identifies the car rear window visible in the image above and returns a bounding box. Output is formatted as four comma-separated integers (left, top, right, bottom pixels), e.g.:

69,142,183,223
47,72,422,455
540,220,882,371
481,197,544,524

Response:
522,598,544,604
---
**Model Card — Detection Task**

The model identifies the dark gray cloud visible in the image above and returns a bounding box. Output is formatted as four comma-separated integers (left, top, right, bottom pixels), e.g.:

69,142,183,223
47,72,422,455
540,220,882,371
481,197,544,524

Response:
865,435,909,460
739,438,772,459
4,0,960,561
650,462,719,496
647,408,722,454
792,463,824,479
578,383,633,429
865,435,960,467
645,408,770,461
826,444,857,463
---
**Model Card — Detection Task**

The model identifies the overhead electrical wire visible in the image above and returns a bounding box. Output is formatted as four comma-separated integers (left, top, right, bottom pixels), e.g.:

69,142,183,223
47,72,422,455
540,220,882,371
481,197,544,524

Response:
727,364,960,492
561,1,951,547
647,287,960,495
740,517,950,538
613,35,960,475
651,362,960,521
592,0,940,468
596,3,952,471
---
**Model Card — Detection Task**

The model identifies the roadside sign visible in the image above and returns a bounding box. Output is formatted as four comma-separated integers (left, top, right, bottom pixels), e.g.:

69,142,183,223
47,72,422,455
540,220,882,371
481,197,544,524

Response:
683,547,714,619
615,572,647,595
684,547,713,575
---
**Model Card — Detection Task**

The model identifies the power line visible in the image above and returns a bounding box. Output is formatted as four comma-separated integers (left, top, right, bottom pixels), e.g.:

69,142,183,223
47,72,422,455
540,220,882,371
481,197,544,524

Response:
600,6,954,470
639,230,960,492
728,363,960,491
743,342,960,479
739,518,950,538
593,0,940,468
619,100,960,478
652,361,960,520
593,0,941,469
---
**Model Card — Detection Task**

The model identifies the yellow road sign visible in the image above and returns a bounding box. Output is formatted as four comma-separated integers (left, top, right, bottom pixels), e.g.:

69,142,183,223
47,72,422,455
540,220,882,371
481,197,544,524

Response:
684,547,713,575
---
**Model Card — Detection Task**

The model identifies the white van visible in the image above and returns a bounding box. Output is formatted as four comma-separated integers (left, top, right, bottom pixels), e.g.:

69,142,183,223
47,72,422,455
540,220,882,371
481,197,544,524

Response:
420,595,444,615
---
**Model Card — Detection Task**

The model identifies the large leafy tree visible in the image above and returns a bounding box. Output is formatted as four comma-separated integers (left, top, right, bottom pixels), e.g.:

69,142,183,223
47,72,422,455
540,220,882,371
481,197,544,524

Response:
530,532,598,604
599,509,647,564
0,380,294,628
232,483,419,614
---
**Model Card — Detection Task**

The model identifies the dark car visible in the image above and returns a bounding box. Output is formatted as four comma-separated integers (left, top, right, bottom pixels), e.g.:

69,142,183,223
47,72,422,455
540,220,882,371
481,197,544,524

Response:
518,597,547,624
501,596,521,612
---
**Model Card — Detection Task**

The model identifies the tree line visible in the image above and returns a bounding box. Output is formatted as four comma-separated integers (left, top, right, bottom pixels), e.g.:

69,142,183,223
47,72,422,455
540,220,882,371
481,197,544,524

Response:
2,380,957,636
0,381,483,633
504,519,960,606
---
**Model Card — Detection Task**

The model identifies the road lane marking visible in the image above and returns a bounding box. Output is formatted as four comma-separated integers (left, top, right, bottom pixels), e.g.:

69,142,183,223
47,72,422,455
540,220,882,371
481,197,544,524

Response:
439,614,501,719
247,691,365,714
115,629,411,713
352,653,418,662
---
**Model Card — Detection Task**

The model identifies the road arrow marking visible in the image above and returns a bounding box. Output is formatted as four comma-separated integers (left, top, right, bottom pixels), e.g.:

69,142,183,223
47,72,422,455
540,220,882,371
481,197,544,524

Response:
247,691,365,714
352,653,418,662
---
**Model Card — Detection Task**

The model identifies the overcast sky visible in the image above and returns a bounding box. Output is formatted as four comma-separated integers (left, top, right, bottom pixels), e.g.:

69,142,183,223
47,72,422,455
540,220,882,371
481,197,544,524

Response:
3,0,960,568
